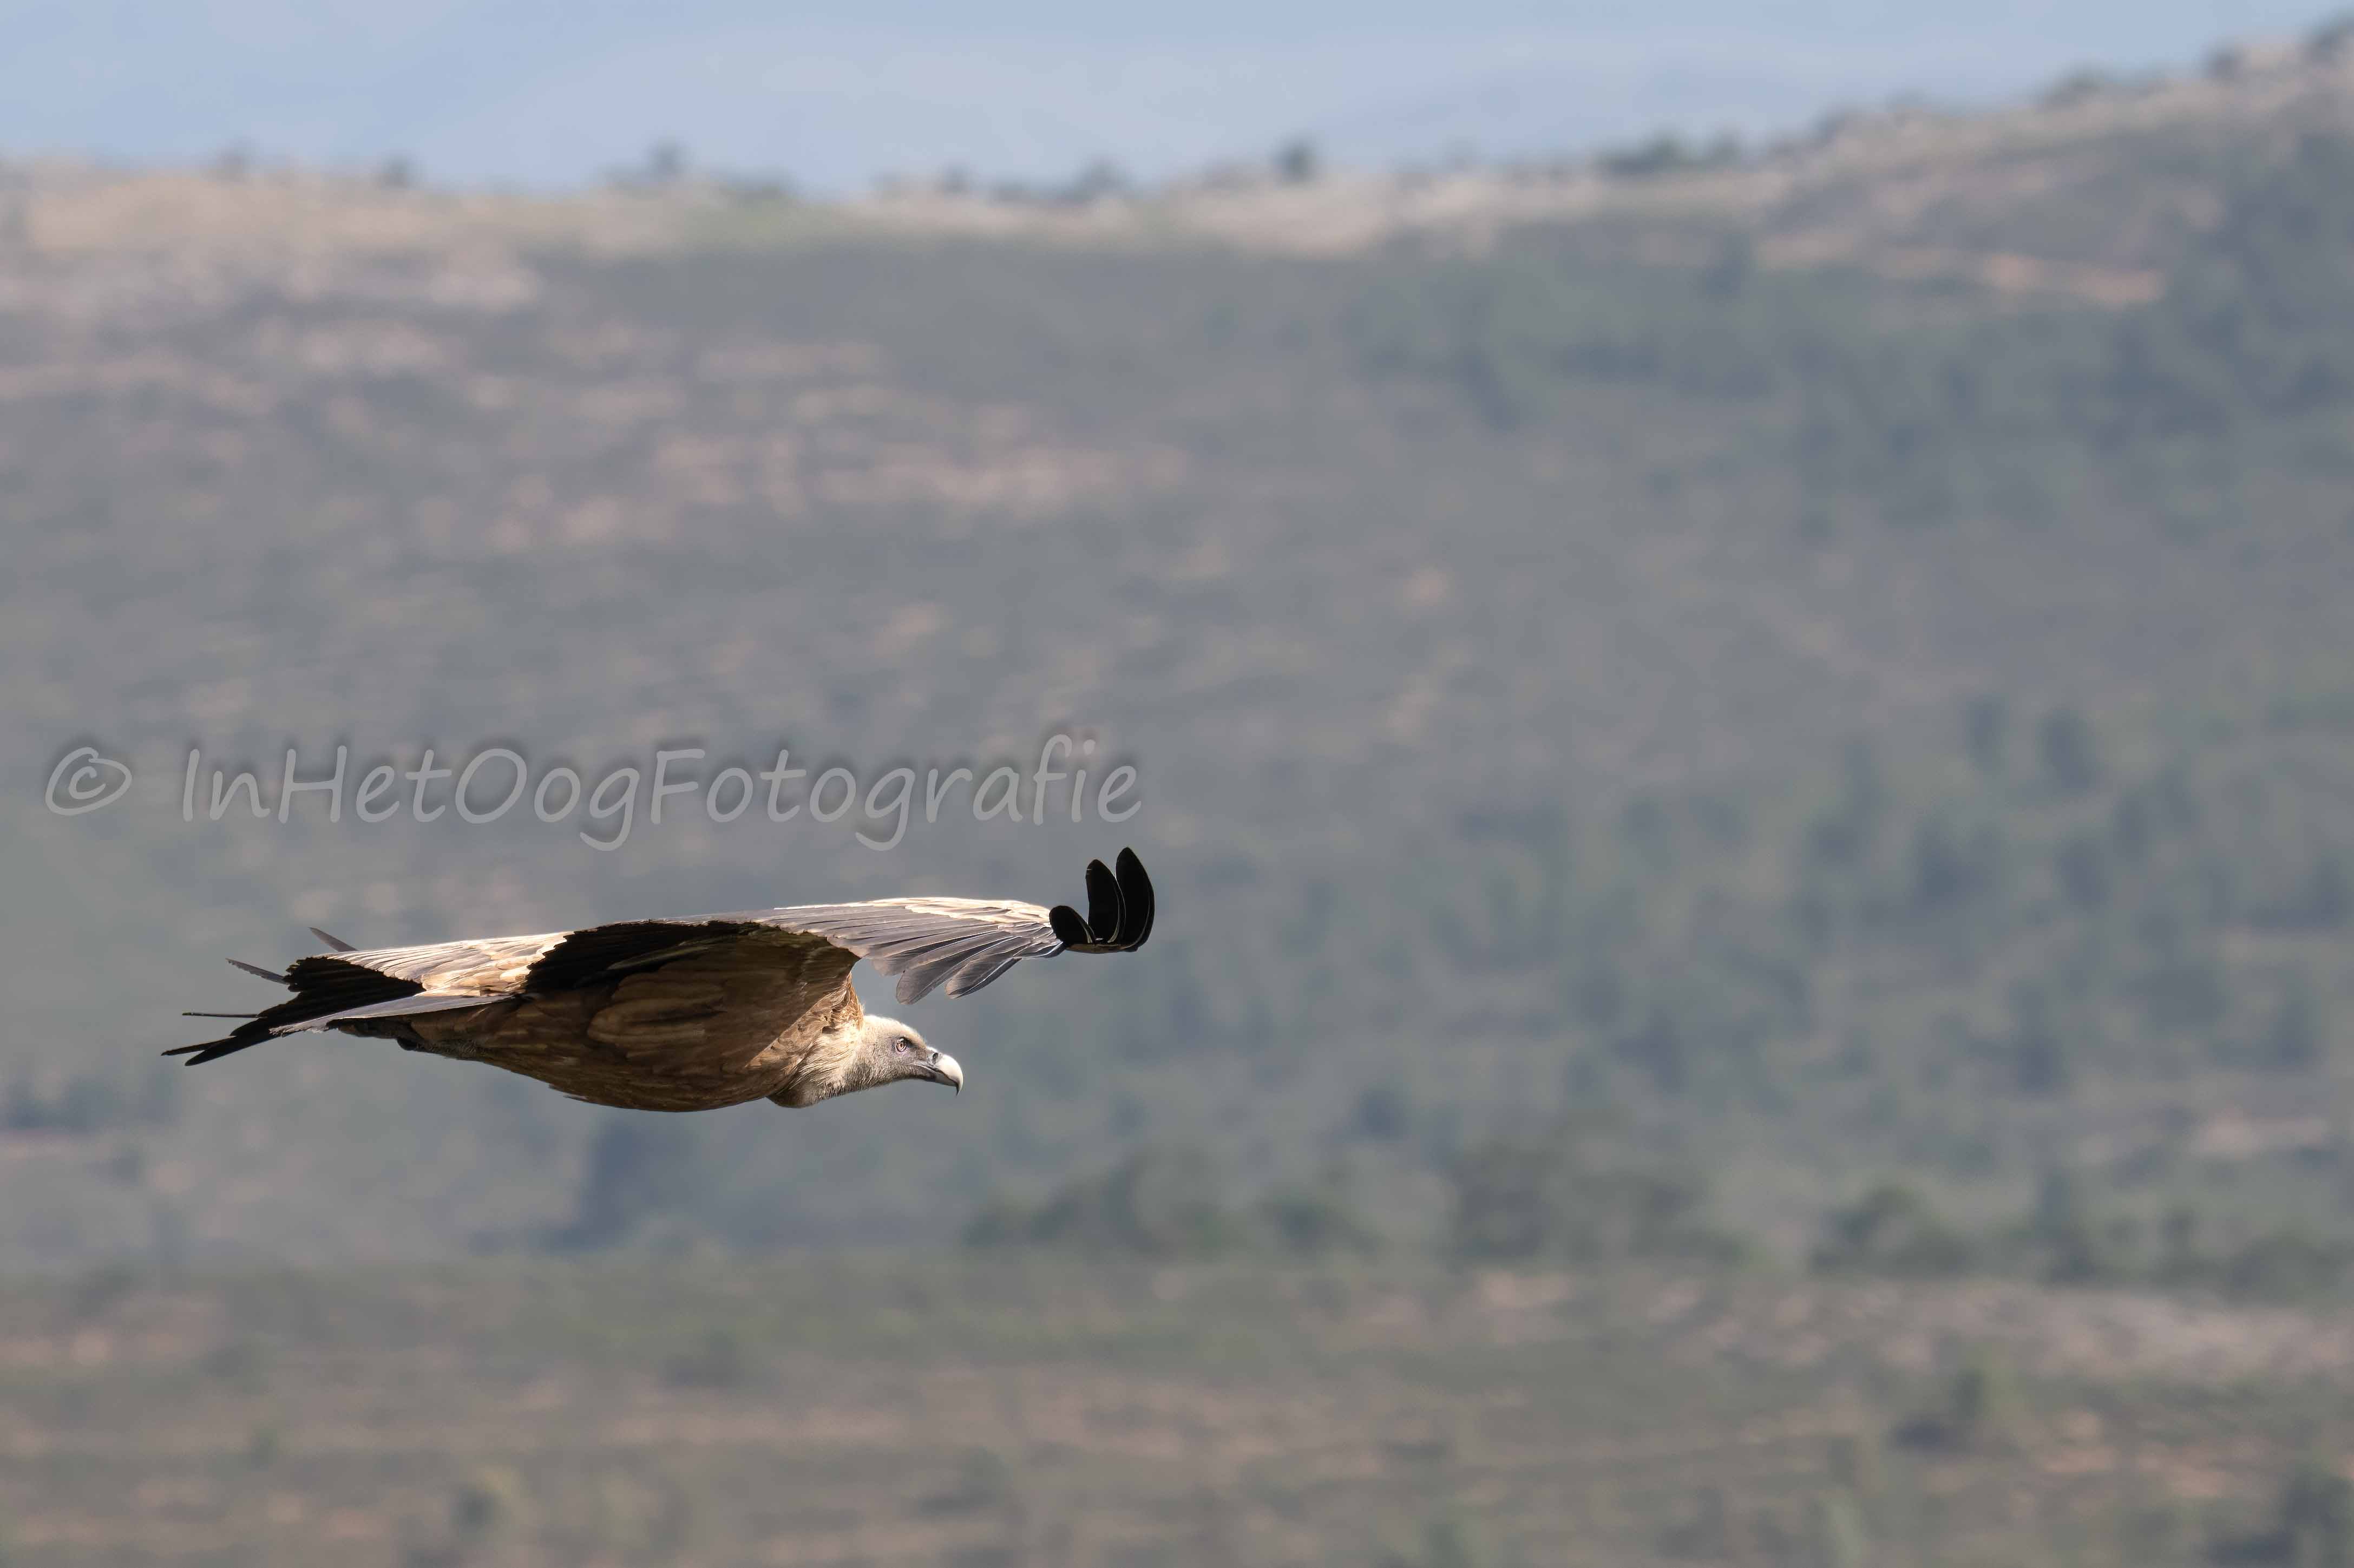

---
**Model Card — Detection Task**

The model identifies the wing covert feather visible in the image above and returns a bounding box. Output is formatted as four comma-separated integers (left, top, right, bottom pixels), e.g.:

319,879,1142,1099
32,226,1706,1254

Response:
578,930,857,1079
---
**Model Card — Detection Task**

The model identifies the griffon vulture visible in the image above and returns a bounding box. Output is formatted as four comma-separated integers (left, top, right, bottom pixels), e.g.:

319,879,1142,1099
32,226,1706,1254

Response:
167,849,1154,1112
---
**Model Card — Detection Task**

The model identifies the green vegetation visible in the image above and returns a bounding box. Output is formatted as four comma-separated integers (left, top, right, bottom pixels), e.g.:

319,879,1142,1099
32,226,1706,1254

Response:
1353,132,2354,527
1,1065,177,1134
1897,1350,2030,1454
2213,1458,2354,1567
1445,1114,1744,1264
965,1146,1382,1259
965,1146,1247,1256
1811,1182,1978,1277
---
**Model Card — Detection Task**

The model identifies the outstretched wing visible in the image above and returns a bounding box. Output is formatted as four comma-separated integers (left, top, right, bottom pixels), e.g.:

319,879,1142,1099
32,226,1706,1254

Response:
734,845,1156,1004
534,845,1154,1005
168,848,1155,1063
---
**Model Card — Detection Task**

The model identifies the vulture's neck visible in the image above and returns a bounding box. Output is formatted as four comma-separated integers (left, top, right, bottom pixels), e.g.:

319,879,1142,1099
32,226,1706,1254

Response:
767,987,868,1107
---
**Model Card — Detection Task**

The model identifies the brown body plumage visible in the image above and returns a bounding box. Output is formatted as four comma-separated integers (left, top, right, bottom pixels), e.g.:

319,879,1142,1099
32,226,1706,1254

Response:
381,931,864,1111
169,851,1155,1112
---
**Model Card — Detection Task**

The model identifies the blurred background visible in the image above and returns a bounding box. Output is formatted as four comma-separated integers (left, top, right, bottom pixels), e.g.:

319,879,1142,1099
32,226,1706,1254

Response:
8,2,2354,1563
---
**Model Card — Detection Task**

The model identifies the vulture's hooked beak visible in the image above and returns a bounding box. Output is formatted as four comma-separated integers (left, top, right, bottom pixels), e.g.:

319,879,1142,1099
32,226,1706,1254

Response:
922,1051,963,1094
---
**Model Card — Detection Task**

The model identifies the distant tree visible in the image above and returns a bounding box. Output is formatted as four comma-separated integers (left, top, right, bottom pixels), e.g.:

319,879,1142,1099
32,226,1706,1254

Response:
1448,1116,1737,1262
645,140,688,185
1964,693,2008,775
450,1465,532,1547
2007,983,2076,1095
2158,1203,2206,1282
1658,1486,1741,1559
1,1067,178,1134
2134,934,2228,1036
2307,851,2352,928
1805,738,1886,869
1348,1080,1412,1143
1813,1489,1870,1568
661,1327,753,1389
2210,1455,2354,1565
2313,14,2354,63
1386,1506,1491,1568
1811,1180,1976,1276
965,1146,1241,1257
1611,1006,1689,1095
1947,1350,2025,1446
244,1423,280,1468
1699,234,1754,298
2109,788,2156,864
2052,829,2111,909
1897,1349,2025,1452
1910,812,1999,914
2276,1457,2354,1568
2037,706,2102,795
2257,971,2329,1068
1825,1431,1883,1497
920,1447,1019,1517
1598,133,1739,179
2019,1167,2141,1284
2222,1230,2352,1300
2207,41,2257,78
723,174,795,203
1429,803,1569,973
2266,850,2354,930
1063,160,1128,204
550,1116,701,1250
2039,68,2114,108
1257,1163,1382,1256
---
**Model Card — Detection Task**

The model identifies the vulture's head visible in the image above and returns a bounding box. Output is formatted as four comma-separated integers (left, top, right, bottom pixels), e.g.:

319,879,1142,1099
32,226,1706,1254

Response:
850,1015,961,1095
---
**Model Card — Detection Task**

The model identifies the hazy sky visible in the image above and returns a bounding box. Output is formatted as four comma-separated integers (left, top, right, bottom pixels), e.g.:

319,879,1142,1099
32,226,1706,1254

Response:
2,2,2341,191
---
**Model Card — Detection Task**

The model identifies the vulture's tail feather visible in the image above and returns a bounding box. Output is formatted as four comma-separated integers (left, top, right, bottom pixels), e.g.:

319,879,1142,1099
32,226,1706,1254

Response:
173,951,428,1066
164,1025,276,1065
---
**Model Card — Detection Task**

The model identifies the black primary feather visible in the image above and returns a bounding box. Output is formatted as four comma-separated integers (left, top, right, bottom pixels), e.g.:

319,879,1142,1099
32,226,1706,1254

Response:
1047,903,1091,949
1083,858,1123,943
1112,847,1154,948
307,927,357,953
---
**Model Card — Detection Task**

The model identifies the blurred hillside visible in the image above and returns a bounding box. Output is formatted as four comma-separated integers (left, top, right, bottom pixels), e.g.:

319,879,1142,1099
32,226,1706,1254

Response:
9,1254,2354,1565
5,23,2354,1281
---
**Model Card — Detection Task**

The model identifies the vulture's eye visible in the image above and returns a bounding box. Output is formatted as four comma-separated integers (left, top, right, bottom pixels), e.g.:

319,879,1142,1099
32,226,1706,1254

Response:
892,1037,914,1055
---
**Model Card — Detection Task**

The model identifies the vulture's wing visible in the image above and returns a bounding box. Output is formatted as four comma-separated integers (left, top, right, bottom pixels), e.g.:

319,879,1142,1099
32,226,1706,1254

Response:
707,845,1156,1004
168,850,1153,1062
481,847,1151,1005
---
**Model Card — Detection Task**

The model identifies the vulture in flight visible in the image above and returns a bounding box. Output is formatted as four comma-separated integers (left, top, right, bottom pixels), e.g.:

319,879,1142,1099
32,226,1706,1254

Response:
167,849,1155,1112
